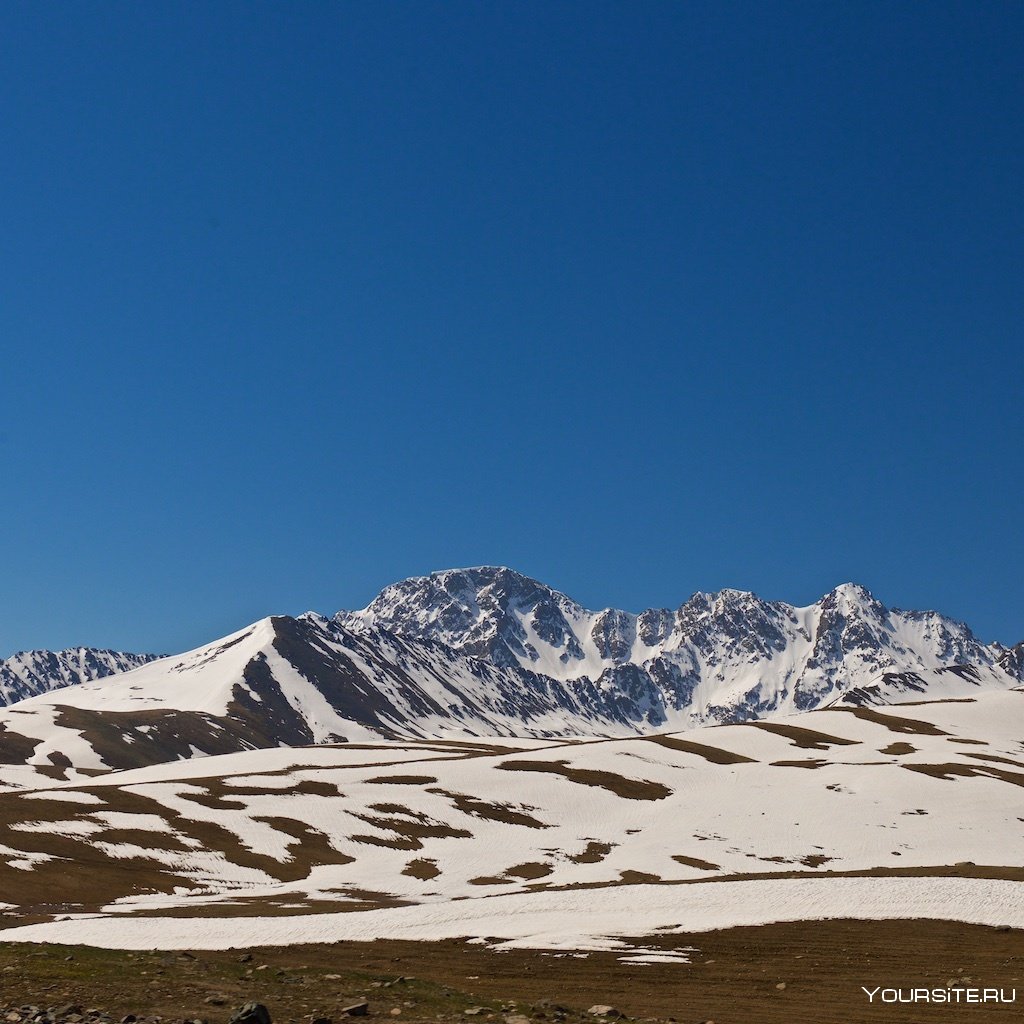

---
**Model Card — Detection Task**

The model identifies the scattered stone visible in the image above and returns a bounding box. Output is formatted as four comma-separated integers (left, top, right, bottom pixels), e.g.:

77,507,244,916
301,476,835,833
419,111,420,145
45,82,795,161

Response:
389,1011,401,1018
203,998,226,1008
464,1011,486,1018
587,1009,621,1019
775,982,786,991
238,955,253,964
506,1015,531,1024
340,1004,368,1018
323,975,342,981
228,1005,271,1024
311,1018,333,1024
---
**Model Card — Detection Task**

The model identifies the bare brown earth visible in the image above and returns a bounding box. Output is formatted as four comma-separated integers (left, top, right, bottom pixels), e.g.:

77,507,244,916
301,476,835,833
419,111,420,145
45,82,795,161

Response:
495,762,671,801
747,721,862,750
643,736,755,765
2,920,1023,1024
841,708,950,736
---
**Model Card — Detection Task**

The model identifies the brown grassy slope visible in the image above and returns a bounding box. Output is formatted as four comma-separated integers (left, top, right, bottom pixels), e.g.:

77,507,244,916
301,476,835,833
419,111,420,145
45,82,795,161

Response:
1,920,1022,1024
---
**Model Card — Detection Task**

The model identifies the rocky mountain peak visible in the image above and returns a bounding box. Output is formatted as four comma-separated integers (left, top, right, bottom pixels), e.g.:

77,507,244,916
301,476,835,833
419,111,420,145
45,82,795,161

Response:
338,566,590,671
675,588,799,661
820,582,886,619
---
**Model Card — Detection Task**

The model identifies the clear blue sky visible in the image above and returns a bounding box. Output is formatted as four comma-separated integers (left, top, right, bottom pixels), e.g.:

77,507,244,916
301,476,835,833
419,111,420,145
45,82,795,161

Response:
2,1,1022,657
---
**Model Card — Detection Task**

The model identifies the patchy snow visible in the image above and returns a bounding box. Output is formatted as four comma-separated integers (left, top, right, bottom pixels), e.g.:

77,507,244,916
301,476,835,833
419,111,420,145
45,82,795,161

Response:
20,789,103,804
2,690,1023,949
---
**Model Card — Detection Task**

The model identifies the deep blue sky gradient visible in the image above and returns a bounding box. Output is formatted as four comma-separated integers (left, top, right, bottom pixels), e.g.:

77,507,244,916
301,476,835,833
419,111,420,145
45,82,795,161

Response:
2,1,1022,656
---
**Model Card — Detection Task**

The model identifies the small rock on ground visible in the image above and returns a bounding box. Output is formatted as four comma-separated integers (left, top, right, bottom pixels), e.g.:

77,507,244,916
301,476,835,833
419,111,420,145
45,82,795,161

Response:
228,1005,271,1024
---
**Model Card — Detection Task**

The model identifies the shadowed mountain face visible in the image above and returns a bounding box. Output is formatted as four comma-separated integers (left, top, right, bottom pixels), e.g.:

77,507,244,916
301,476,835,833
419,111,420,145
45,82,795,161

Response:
0,568,1021,776
0,648,161,707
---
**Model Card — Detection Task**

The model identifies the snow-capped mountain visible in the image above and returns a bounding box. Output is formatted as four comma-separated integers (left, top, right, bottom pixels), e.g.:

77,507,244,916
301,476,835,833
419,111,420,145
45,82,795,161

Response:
338,566,1023,718
1,567,1020,782
0,612,683,780
0,647,160,707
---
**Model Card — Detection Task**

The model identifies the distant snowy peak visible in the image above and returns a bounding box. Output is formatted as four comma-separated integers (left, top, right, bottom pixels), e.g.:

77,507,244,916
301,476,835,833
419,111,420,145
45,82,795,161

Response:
339,566,589,671
338,567,1021,715
997,641,1024,680
0,647,161,707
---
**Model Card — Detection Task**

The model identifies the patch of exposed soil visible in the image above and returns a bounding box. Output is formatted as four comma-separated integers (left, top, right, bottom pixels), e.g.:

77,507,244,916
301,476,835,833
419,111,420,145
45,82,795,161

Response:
496,761,671,801
842,707,950,736
903,762,1024,787
645,735,756,764
425,789,549,829
567,842,614,865
879,742,917,755
402,858,441,880
749,722,861,750
366,775,439,786
671,854,720,871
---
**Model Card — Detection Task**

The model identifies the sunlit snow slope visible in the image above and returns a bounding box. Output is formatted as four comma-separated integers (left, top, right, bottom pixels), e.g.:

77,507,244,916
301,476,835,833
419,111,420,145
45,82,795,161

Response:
2,690,1023,949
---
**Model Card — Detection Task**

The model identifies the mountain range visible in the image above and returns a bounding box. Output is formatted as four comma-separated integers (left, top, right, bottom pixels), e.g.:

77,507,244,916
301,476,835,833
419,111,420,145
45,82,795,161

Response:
0,647,160,707
1,567,1021,781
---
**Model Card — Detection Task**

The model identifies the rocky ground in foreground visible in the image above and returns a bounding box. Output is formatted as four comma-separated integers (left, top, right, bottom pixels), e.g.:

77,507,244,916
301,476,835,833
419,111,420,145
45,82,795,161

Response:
1,920,1023,1024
